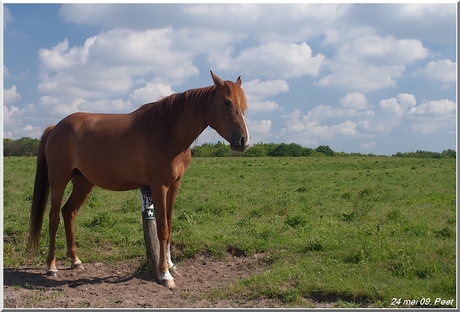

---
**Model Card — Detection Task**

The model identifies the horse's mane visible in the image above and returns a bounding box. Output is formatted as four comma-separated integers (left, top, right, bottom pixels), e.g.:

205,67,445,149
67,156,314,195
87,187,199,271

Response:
135,79,247,140
136,86,215,137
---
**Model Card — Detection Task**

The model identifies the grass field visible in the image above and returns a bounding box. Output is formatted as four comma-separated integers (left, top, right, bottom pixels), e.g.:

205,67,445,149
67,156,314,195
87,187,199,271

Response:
3,156,457,308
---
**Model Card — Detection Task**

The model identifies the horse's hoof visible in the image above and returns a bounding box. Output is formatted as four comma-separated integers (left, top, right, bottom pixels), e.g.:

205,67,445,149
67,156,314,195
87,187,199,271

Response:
71,263,85,270
46,271,59,278
162,279,176,289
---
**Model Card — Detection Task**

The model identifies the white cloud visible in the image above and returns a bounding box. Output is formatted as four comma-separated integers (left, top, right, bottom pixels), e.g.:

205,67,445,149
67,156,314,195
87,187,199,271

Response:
129,83,175,106
3,105,42,138
339,92,370,110
212,41,326,78
4,85,21,105
302,93,373,121
35,28,201,120
399,4,453,19
407,99,456,134
243,79,288,112
409,98,455,116
359,93,416,133
340,34,428,64
38,29,198,94
248,119,272,134
418,59,456,83
59,4,350,43
317,63,406,92
319,27,429,92
243,79,289,98
4,105,20,126
282,109,360,145
280,92,455,145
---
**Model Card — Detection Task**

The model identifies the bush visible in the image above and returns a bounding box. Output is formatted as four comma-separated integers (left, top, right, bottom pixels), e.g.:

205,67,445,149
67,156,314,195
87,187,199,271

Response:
267,143,312,157
243,143,268,157
4,137,39,156
315,145,334,156
393,149,456,159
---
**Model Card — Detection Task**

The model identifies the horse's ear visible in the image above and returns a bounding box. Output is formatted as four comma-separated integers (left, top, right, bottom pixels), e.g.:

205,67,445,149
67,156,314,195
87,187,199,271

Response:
210,70,224,88
236,76,242,87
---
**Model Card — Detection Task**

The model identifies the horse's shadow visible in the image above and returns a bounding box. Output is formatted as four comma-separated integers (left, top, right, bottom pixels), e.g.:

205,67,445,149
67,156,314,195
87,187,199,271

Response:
3,265,159,290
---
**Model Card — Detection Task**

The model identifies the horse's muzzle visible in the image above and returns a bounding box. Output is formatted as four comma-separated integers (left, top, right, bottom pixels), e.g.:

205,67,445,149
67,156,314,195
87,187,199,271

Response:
230,135,249,152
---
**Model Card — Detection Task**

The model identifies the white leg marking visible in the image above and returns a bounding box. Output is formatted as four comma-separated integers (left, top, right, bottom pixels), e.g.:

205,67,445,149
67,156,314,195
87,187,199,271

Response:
162,270,174,281
166,243,174,269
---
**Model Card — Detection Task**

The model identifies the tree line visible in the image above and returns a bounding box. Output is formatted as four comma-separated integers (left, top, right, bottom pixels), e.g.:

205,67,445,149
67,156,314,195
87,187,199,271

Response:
3,137,456,159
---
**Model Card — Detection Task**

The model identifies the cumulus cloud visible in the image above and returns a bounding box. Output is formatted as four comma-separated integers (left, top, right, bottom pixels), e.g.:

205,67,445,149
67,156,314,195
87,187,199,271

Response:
282,109,360,145
4,85,21,105
38,29,198,96
3,104,42,138
418,59,456,84
129,83,175,106
248,119,272,134
243,79,289,112
4,105,20,126
301,92,373,121
407,99,456,134
409,98,455,116
318,27,429,92
281,92,455,146
35,28,201,119
339,92,370,110
317,63,405,92
363,93,417,133
211,41,326,78
59,4,350,43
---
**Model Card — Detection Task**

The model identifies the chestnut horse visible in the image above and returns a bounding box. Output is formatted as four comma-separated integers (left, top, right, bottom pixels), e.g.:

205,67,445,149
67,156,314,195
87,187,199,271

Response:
27,71,250,288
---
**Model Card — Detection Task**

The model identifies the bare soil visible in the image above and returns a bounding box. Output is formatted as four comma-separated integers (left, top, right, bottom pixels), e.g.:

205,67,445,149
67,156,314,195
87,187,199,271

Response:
4,252,305,309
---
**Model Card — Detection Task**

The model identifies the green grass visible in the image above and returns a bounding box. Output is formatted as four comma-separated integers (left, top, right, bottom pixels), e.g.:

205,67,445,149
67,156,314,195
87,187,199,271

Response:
3,156,456,307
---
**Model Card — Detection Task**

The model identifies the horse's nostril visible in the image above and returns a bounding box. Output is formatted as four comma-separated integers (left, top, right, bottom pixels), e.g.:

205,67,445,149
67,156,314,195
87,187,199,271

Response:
239,136,246,147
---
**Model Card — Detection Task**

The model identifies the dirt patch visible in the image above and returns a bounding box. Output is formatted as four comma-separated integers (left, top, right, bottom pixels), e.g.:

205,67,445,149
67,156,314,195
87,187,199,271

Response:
4,252,294,309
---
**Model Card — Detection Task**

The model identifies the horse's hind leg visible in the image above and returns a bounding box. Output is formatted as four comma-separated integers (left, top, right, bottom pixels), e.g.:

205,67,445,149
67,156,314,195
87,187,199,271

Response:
62,171,94,270
47,183,68,277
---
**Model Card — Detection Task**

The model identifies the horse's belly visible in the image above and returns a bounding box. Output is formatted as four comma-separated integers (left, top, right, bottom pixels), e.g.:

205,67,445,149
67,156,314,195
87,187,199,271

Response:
76,160,146,191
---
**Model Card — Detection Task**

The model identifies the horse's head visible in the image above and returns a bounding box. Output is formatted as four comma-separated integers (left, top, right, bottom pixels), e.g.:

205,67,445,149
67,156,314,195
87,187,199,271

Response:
207,71,250,152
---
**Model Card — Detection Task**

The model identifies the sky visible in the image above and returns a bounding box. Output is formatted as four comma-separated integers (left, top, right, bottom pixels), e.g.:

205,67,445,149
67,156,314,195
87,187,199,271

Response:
3,3,457,155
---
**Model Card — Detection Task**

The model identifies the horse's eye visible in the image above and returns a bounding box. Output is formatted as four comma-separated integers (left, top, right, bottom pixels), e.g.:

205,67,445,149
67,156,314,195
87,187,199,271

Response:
224,99,232,107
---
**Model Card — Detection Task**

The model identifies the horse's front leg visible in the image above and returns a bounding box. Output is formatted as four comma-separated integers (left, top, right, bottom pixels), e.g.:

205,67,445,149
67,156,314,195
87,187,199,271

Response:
166,178,182,275
151,185,175,288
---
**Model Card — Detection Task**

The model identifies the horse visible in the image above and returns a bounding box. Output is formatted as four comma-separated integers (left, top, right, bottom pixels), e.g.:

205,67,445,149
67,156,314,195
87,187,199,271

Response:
27,71,250,289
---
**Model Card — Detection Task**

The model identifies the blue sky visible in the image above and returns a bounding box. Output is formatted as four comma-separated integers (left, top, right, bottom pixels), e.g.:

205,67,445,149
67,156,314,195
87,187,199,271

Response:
3,3,457,155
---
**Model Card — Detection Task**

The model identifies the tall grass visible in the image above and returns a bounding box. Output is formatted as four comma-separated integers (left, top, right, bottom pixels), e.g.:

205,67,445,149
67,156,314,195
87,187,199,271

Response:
3,156,456,307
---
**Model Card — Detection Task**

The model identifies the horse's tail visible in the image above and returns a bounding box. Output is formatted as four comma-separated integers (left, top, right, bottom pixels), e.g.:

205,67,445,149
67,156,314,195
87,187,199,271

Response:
27,125,54,259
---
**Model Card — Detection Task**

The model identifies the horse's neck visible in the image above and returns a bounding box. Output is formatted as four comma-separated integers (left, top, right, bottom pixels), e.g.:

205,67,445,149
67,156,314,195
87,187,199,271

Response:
172,88,212,147
136,87,213,152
